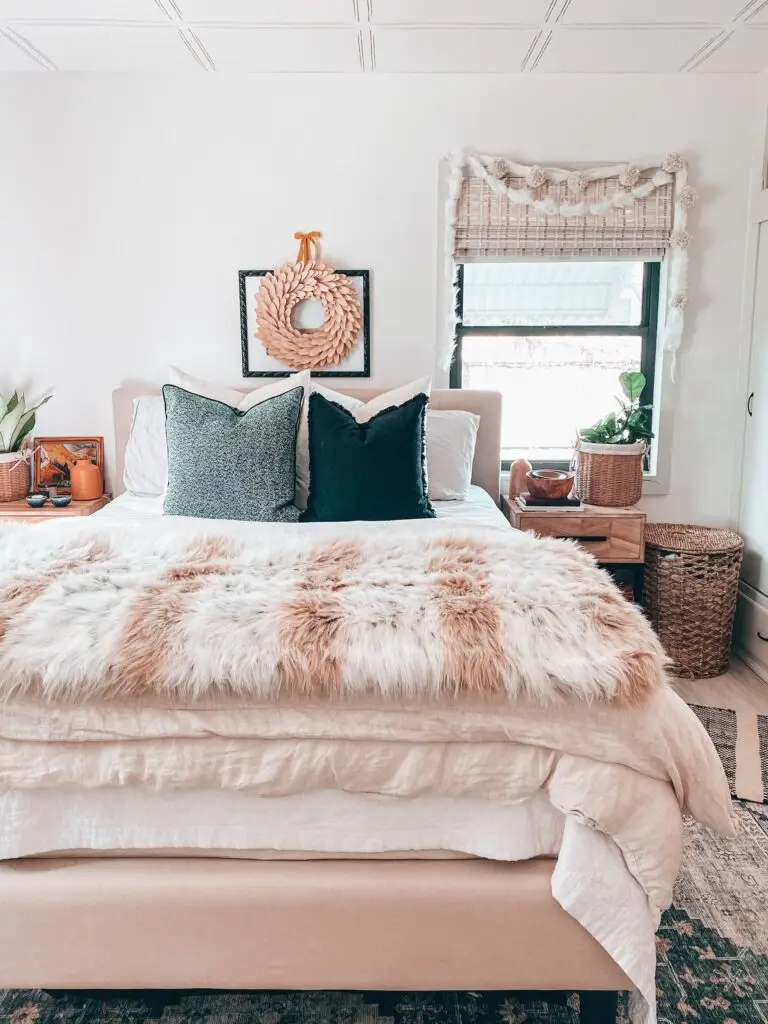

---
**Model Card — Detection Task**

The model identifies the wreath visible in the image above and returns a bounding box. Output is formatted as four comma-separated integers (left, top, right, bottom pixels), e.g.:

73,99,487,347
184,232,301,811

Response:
256,233,362,370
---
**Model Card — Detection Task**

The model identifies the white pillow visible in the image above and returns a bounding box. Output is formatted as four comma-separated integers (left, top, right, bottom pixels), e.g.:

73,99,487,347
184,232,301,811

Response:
168,366,310,413
123,395,167,496
296,377,432,510
426,410,479,501
122,369,310,498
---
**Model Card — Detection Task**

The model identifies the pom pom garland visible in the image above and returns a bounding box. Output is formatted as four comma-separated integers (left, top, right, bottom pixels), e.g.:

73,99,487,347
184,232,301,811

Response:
487,158,508,180
525,165,547,188
662,152,686,174
618,164,641,188
566,171,588,195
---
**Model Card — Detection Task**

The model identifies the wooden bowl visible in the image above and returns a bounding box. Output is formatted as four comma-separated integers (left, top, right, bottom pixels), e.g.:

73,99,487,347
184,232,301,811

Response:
526,469,575,500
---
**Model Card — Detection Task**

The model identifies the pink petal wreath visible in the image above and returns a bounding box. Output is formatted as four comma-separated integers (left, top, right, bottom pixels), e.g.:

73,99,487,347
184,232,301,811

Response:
256,261,362,370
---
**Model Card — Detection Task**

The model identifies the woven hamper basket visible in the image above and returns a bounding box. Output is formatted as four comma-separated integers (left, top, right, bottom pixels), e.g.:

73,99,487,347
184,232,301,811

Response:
642,524,744,679
574,441,645,507
0,452,30,503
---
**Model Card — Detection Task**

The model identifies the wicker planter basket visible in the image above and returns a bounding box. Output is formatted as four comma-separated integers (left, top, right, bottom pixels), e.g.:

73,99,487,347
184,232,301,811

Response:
573,441,644,507
0,452,30,503
642,524,744,680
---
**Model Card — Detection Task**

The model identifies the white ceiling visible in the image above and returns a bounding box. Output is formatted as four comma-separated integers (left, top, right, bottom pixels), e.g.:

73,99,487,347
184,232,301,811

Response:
0,0,767,73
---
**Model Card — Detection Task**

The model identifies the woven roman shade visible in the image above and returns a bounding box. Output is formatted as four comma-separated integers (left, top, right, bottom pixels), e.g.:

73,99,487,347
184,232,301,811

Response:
439,151,697,371
454,175,674,261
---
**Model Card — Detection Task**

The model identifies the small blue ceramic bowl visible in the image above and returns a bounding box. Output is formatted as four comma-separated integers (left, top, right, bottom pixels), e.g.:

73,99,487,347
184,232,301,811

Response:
26,494,48,508
51,495,72,508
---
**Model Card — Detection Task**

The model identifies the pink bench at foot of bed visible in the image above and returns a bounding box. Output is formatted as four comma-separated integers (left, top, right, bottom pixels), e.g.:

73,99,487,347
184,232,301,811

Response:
0,855,630,1022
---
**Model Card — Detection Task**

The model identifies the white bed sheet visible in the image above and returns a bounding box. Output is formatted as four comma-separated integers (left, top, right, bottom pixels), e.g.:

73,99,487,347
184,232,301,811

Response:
0,787,564,861
96,485,509,530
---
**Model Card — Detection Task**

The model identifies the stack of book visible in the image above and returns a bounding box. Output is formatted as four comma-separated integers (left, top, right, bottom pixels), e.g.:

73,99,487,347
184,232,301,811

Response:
516,493,584,511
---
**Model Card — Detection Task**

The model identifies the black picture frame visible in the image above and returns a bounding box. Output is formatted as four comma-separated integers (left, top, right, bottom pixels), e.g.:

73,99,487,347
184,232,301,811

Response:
239,268,371,378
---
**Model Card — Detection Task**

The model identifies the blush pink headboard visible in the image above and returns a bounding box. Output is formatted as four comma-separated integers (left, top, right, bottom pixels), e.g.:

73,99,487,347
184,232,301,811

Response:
112,385,502,502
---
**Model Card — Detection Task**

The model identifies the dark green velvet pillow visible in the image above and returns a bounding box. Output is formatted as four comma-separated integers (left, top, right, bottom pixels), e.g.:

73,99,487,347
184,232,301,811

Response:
303,392,435,522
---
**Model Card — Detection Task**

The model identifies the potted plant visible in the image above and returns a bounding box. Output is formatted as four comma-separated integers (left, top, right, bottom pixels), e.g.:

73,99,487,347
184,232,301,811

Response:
0,391,52,502
574,371,653,507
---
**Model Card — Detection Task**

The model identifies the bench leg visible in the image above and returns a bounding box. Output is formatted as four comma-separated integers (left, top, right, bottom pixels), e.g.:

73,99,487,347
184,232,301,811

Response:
579,990,619,1024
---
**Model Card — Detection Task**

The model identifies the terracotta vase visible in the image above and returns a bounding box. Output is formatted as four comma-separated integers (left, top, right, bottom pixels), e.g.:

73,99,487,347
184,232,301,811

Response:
70,458,103,501
508,458,532,499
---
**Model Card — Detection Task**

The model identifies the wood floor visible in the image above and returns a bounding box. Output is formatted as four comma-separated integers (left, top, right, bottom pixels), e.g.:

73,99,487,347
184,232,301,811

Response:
673,656,768,714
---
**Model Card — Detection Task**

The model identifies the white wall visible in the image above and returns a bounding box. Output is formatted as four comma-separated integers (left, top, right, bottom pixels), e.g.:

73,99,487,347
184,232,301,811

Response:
0,73,757,522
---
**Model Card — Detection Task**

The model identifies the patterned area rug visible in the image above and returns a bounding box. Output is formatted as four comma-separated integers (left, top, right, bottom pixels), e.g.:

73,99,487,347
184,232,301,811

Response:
2,804,767,1024
689,703,768,803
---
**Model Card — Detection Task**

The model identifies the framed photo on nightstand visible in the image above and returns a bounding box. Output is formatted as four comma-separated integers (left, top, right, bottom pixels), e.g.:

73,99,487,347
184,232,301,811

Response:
34,436,104,494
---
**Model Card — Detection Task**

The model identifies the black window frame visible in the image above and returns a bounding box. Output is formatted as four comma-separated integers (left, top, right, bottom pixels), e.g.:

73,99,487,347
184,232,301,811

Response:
450,260,660,471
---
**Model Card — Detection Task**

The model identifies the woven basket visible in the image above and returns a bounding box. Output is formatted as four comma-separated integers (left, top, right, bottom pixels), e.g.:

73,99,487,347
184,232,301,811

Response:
573,440,644,507
0,452,30,503
642,524,744,679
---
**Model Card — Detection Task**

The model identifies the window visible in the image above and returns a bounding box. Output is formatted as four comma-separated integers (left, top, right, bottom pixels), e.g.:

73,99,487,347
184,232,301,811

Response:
451,260,659,468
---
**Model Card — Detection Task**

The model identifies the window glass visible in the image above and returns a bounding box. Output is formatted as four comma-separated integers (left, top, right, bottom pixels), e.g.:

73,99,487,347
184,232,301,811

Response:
461,261,644,328
460,334,642,463
457,260,653,463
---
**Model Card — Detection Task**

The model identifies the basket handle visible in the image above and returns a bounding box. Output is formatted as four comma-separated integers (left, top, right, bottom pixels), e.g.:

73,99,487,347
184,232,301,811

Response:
8,447,39,473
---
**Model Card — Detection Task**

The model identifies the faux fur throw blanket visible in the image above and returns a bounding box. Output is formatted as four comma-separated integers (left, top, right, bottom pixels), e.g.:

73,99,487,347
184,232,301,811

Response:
0,521,667,706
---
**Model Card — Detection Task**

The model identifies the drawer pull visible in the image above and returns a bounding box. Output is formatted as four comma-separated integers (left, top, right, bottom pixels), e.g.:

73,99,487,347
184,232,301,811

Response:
758,632,768,643
555,535,608,543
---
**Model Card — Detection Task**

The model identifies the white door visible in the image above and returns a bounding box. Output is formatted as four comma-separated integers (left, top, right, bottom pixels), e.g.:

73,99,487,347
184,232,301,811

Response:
740,221,768,597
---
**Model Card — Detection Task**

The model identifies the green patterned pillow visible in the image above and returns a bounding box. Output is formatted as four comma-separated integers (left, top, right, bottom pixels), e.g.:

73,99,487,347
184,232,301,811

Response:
163,384,302,521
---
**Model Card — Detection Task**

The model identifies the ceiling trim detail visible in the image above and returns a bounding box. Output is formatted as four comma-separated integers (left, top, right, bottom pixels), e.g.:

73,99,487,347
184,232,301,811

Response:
0,0,765,74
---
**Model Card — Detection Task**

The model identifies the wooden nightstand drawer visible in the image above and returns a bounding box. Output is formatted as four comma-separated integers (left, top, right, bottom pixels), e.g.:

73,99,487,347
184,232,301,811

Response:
519,514,644,562
501,496,646,565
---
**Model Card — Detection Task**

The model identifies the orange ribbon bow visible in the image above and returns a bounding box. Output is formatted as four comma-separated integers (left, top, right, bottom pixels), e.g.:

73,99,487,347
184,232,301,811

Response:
294,231,322,263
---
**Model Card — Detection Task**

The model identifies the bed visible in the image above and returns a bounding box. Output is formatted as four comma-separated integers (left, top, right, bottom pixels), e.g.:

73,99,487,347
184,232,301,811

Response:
0,386,734,1024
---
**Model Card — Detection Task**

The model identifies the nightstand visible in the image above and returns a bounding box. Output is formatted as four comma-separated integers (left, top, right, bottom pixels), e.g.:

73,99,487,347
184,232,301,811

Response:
501,495,646,599
0,495,111,525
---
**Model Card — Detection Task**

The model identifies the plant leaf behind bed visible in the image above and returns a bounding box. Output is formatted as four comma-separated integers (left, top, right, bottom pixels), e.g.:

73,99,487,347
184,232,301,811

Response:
619,371,646,401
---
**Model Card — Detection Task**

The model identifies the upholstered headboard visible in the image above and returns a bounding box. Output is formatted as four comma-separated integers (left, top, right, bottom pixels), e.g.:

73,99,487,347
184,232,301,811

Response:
112,386,502,502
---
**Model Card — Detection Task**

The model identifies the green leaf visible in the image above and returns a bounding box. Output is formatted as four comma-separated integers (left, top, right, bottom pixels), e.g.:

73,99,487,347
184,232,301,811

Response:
26,393,52,417
579,426,605,443
601,412,618,434
0,404,25,453
10,410,35,452
579,371,656,445
619,371,646,401
1,393,51,452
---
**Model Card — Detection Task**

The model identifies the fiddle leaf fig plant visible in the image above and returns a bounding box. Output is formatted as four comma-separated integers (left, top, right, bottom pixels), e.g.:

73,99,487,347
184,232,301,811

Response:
578,371,654,446
0,391,52,454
